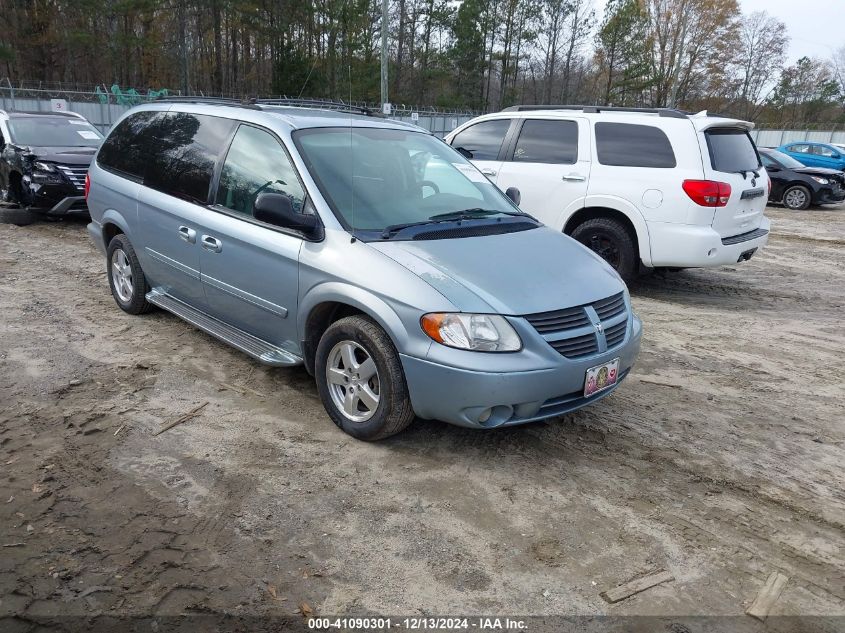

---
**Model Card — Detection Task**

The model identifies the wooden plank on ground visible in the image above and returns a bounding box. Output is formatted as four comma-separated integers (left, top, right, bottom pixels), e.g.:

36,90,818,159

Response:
601,570,674,603
746,572,789,621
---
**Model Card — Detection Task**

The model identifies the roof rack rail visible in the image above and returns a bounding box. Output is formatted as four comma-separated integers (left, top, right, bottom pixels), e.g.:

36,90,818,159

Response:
154,95,261,110
253,98,380,117
501,104,689,119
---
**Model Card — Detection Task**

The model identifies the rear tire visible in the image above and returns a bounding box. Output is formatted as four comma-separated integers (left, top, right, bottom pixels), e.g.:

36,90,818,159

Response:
106,234,154,315
782,185,811,210
315,315,415,441
570,217,638,281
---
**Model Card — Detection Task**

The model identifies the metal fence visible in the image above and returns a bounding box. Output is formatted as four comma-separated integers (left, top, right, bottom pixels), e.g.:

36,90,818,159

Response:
0,84,476,137
750,129,845,147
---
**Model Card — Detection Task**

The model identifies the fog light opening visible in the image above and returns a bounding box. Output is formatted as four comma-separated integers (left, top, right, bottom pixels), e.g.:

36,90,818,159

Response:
478,408,492,424
707,248,717,257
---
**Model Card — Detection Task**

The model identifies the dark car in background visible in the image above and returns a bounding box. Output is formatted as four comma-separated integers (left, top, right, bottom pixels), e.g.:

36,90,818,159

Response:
759,148,845,210
0,110,104,224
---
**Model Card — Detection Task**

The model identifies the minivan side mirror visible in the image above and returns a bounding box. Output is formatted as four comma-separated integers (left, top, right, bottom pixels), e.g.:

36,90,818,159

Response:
254,193,321,237
505,186,521,206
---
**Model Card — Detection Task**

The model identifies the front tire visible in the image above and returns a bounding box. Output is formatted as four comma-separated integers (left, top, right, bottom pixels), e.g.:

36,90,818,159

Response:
782,185,811,210
315,315,415,441
570,217,638,280
106,234,154,315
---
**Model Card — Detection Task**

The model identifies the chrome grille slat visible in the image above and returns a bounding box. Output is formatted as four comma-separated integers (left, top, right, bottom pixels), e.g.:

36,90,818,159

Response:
56,164,89,192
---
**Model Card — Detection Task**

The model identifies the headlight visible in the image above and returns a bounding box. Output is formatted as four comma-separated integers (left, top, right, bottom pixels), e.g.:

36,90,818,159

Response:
810,176,829,185
420,313,522,352
33,161,56,172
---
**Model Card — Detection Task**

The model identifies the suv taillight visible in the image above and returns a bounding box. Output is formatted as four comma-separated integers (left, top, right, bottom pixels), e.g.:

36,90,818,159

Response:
84,173,91,200
682,180,731,207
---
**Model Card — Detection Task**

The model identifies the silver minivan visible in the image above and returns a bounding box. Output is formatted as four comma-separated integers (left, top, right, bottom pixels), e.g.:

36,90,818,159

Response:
86,99,642,440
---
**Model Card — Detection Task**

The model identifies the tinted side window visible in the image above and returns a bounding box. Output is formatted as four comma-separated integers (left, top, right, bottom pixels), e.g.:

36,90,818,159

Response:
595,122,676,168
216,125,306,218
144,112,235,204
512,119,578,164
450,120,510,160
760,154,776,168
97,111,159,179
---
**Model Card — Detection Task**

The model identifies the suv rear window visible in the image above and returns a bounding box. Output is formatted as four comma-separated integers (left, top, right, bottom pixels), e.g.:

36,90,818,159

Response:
706,128,760,173
512,119,577,164
450,120,510,161
595,122,676,168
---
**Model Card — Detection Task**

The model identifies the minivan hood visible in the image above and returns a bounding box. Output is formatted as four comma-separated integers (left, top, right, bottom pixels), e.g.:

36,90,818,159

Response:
369,226,625,315
17,146,97,165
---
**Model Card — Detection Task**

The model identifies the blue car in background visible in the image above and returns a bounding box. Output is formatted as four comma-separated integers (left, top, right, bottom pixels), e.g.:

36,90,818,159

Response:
776,141,845,172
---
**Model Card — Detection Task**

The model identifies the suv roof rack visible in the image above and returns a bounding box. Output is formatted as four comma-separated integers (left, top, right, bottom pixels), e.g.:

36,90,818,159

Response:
501,105,689,119
253,98,380,117
154,95,262,110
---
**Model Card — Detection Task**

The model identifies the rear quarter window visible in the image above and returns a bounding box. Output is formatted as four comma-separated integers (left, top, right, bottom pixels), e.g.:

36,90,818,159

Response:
706,128,760,173
97,111,160,180
594,122,676,168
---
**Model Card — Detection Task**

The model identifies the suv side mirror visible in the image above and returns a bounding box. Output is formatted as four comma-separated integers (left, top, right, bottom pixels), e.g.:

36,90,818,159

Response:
254,193,320,237
505,187,521,206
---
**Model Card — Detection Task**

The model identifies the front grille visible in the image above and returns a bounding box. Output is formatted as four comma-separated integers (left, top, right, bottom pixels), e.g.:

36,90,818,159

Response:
524,291,629,359
593,292,626,320
56,164,88,192
604,320,627,348
550,332,598,358
525,306,590,334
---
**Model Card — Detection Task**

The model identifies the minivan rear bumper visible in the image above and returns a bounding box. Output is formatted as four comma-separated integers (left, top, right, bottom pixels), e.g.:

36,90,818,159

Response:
648,216,770,267
399,316,641,428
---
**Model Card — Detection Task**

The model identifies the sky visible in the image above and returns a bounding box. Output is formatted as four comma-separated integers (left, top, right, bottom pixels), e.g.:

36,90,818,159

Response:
590,0,844,65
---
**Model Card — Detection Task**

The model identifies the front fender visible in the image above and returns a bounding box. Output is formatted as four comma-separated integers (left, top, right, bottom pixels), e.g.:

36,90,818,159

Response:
560,195,653,267
297,281,430,359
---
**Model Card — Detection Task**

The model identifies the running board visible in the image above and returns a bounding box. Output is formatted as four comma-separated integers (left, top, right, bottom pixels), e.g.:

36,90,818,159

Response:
146,289,302,367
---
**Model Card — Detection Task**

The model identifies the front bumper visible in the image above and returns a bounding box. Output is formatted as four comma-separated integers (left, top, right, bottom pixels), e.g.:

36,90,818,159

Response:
648,216,771,267
815,187,845,205
400,316,642,428
23,179,88,215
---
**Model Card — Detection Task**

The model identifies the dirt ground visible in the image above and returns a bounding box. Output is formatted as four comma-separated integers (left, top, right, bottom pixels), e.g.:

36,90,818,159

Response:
0,204,843,631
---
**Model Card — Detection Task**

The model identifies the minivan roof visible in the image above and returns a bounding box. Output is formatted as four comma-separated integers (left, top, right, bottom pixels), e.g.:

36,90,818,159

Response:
0,109,89,120
140,98,426,133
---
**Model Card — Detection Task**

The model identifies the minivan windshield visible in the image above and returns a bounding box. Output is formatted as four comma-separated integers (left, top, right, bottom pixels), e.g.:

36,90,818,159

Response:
293,127,524,238
8,116,104,148
706,128,761,173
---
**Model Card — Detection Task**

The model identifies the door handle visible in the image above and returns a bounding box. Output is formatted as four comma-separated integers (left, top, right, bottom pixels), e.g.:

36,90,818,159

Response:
562,173,586,182
201,235,222,253
178,225,196,244
480,168,497,177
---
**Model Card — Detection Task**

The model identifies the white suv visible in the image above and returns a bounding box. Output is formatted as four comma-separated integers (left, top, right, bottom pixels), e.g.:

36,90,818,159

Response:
445,106,771,280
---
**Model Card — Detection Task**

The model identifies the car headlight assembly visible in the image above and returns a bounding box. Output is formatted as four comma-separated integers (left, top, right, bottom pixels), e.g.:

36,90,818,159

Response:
810,176,829,185
33,161,57,173
421,313,521,352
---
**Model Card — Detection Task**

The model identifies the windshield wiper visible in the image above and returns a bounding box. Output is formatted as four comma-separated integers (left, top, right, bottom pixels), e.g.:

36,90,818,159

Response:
380,209,528,239
428,207,524,220
381,218,452,238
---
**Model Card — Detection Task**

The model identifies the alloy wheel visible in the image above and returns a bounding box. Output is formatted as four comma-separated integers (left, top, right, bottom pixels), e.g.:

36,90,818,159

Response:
326,340,381,423
111,248,134,303
785,188,807,209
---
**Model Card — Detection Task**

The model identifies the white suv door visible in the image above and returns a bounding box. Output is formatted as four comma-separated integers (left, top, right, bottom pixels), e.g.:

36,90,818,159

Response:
493,117,589,227
448,119,511,181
